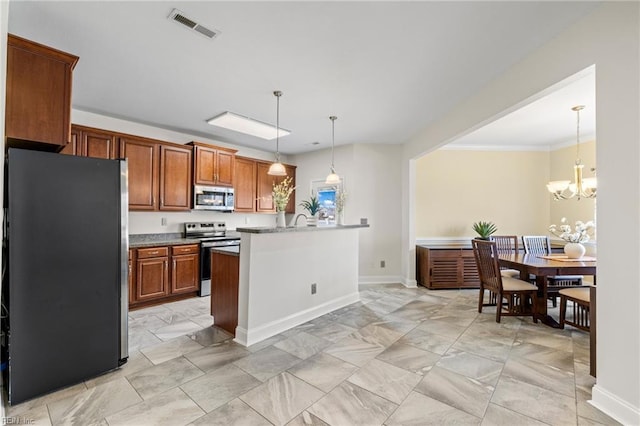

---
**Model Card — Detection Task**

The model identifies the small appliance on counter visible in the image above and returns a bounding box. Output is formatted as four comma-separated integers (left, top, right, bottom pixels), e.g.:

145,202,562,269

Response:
184,221,240,296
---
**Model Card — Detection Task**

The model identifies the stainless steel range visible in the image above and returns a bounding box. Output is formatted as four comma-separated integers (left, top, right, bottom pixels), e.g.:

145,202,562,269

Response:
184,221,240,296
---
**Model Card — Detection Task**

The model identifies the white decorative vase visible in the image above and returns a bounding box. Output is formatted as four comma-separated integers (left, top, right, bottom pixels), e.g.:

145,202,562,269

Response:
276,211,286,228
337,211,345,225
306,214,317,227
564,242,586,259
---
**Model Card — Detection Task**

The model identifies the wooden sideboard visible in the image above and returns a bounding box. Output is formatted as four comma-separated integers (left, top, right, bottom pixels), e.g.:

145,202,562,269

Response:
416,245,480,289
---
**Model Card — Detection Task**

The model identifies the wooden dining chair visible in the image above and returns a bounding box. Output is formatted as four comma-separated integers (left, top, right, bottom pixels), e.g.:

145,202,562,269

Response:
490,235,520,278
559,287,591,332
472,239,538,323
521,235,584,306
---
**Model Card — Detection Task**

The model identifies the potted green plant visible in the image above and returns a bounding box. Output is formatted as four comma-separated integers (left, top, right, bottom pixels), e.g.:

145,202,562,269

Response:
300,196,321,226
472,221,497,240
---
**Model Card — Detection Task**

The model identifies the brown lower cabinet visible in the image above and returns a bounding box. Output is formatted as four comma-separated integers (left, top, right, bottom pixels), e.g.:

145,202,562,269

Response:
129,244,199,307
210,250,240,336
416,245,480,289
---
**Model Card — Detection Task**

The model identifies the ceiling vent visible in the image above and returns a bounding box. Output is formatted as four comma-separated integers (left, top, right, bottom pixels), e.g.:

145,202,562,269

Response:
168,9,220,40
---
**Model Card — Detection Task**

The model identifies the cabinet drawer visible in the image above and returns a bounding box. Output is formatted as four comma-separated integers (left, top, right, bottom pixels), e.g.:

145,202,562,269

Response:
137,246,169,259
172,244,199,255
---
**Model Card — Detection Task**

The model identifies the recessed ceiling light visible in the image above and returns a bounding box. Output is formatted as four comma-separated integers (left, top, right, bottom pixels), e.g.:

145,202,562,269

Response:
206,111,291,140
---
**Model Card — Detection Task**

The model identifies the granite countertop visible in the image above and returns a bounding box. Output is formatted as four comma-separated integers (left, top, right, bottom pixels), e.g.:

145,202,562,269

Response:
129,233,198,248
236,224,370,234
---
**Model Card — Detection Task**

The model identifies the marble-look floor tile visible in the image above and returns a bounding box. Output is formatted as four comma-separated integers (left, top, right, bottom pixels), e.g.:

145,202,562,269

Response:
362,296,409,315
323,334,386,367
48,377,142,425
491,376,577,425
128,314,169,333
370,316,419,334
516,327,574,352
287,352,358,393
184,341,250,372
428,312,477,328
129,304,171,320
180,365,262,413
189,313,215,329
416,317,468,339
450,334,513,363
274,331,332,359
501,356,575,397
240,372,324,426
436,349,504,386
347,358,421,404
127,356,204,400
480,403,547,426
188,399,271,426
415,365,493,418
385,391,481,425
287,410,329,426
399,328,456,355
141,335,204,365
105,387,204,426
510,341,575,372
3,403,51,426
246,334,287,353
333,309,382,329
85,350,153,388
186,326,233,346
576,389,623,425
308,382,397,426
305,322,357,343
151,320,203,341
354,323,403,348
4,382,88,418
376,342,440,375
129,329,163,352
233,346,302,382
389,302,440,322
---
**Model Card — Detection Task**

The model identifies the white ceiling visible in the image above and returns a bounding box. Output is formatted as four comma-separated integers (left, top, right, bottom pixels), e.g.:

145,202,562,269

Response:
7,1,600,154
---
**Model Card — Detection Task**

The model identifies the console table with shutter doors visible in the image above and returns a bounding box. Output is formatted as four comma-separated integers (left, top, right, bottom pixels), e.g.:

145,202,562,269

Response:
416,245,480,289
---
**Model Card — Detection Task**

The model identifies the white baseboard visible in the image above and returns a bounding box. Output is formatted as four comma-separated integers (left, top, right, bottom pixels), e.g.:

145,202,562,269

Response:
401,277,418,288
590,384,640,425
234,292,360,347
358,275,403,285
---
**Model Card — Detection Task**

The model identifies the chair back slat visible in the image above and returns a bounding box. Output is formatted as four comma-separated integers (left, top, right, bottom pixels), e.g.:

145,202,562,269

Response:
490,235,518,254
472,239,502,293
522,235,551,254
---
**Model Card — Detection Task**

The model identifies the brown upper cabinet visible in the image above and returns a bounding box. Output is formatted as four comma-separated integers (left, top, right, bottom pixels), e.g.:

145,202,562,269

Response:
237,158,296,213
5,34,79,149
120,135,192,211
188,142,237,187
60,125,118,158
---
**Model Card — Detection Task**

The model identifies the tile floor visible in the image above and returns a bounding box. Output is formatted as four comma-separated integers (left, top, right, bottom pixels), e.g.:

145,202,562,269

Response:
1,284,620,425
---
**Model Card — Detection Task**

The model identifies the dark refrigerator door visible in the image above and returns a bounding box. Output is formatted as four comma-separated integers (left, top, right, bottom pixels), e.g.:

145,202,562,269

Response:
7,148,127,404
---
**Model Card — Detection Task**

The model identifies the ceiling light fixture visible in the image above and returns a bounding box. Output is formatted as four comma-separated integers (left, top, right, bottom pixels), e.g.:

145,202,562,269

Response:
546,105,596,200
267,91,287,176
207,111,291,140
325,116,340,184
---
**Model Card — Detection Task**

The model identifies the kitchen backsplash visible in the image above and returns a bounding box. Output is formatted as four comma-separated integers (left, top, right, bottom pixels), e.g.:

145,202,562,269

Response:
129,211,283,234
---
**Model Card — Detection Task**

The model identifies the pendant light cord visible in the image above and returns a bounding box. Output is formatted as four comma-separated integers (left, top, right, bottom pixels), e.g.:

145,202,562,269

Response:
275,91,281,162
573,105,584,166
330,116,337,172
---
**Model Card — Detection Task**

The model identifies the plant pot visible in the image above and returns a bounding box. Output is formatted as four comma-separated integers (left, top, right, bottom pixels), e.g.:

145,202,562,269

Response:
307,214,318,227
276,211,286,228
564,242,586,259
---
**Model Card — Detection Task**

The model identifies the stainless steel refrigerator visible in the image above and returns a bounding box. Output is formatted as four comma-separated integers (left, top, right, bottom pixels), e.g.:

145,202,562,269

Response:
2,148,128,405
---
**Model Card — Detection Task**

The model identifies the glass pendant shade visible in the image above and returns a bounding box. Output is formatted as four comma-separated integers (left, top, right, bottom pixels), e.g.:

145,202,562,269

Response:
325,170,340,184
268,161,286,176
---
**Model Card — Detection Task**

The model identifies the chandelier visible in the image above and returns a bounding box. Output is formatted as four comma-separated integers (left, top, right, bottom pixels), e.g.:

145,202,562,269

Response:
546,105,596,200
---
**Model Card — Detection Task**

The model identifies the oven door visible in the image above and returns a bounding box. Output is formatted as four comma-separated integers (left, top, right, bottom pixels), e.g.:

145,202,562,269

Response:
193,186,234,211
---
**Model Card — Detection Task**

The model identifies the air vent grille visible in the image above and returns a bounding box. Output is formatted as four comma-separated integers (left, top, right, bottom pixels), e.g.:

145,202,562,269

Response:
168,8,219,40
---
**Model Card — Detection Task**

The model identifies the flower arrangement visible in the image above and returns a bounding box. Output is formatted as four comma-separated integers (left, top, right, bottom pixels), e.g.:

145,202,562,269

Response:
272,176,295,212
335,190,347,213
548,217,595,243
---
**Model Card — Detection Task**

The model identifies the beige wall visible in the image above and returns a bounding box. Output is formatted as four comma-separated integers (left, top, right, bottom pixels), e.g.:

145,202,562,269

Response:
415,149,550,238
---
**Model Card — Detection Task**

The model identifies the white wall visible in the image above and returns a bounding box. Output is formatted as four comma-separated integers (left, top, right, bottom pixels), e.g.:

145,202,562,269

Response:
293,143,404,284
402,3,639,423
72,110,290,233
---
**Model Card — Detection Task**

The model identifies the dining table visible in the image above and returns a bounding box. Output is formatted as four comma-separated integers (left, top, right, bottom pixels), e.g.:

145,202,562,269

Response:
498,253,597,328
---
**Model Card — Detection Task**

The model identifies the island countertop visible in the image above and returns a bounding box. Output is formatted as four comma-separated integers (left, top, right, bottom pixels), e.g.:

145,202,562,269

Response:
236,224,369,234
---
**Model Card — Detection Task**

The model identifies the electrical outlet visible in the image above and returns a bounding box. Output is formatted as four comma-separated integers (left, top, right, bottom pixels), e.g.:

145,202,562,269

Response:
311,283,317,294
161,217,167,226
380,260,386,268
245,217,250,224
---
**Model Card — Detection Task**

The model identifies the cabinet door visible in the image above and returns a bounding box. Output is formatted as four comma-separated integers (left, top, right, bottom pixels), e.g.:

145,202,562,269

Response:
216,150,235,187
234,157,257,212
160,145,192,211
5,35,78,147
128,249,136,304
428,250,460,289
59,126,81,156
461,249,480,287
256,161,276,212
82,128,118,159
194,145,217,186
136,257,169,301
171,253,199,294
121,137,158,211
211,252,240,336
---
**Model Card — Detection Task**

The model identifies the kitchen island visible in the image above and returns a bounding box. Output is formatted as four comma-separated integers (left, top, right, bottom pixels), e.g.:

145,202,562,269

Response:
234,224,369,346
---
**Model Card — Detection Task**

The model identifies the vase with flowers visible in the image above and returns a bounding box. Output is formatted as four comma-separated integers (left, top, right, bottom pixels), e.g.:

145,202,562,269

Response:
272,176,295,228
335,190,347,225
548,217,595,258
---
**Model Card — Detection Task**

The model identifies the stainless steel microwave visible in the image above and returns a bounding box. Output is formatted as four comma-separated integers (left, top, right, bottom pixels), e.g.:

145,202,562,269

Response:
193,185,234,211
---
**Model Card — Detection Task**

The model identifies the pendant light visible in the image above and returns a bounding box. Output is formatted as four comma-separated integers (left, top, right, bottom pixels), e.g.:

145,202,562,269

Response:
325,115,340,184
267,90,287,176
